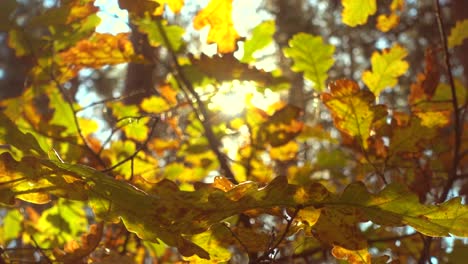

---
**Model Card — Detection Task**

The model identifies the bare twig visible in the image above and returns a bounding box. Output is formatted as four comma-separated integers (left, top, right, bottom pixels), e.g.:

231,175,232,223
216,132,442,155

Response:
101,118,157,173
76,90,148,112
419,1,463,263
276,232,418,262
433,0,462,204
222,223,250,255
52,76,107,168
154,17,238,184
255,207,301,263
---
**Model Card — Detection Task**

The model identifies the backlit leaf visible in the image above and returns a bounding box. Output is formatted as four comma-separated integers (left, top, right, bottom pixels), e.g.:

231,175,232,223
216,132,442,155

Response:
189,53,284,86
257,104,303,147
334,182,468,237
141,96,171,114
321,79,387,149
134,16,185,51
283,33,335,91
154,0,184,15
193,0,240,53
332,246,371,264
2,209,23,243
362,44,409,97
60,33,136,69
54,223,103,263
183,225,231,263
241,20,275,63
448,19,468,48
341,0,377,27
376,13,399,32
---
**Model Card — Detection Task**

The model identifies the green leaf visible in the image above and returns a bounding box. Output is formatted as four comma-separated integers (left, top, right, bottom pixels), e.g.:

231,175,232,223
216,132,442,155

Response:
134,16,185,51
35,199,88,247
448,19,468,48
183,224,232,263
108,102,149,141
342,0,377,27
333,182,468,237
241,20,275,63
283,33,335,91
2,209,23,243
321,79,387,149
49,88,79,136
362,44,409,97
388,117,438,157
0,112,47,158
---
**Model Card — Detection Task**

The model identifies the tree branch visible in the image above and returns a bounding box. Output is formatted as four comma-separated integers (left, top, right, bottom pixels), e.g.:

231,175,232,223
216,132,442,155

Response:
154,17,238,184
420,1,462,263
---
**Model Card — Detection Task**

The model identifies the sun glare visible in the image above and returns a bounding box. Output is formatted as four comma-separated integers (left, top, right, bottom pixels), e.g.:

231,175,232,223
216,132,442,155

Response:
208,80,280,116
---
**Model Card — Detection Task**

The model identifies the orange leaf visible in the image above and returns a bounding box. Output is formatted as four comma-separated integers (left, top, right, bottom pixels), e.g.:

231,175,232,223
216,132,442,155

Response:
193,0,240,53
158,84,178,105
332,246,371,264
376,13,400,32
67,0,99,24
60,33,137,69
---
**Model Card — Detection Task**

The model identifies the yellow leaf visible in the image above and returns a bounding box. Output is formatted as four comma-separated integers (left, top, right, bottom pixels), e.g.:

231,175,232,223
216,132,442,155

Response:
77,118,98,137
376,13,400,32
362,44,408,96
448,19,468,48
332,246,371,264
154,0,184,15
415,111,451,128
193,0,240,53
342,0,376,27
141,96,171,114
270,141,299,161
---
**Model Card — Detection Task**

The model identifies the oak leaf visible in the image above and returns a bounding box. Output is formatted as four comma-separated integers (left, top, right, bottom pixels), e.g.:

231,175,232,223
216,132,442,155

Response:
283,33,335,91
448,19,468,48
193,0,240,53
321,79,387,149
362,44,408,97
342,0,377,27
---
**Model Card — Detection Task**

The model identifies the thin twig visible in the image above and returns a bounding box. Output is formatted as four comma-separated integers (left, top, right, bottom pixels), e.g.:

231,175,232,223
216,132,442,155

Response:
52,75,107,168
76,90,148,112
101,118,157,173
222,223,250,255
277,232,418,262
420,1,462,263
433,0,462,204
30,235,52,264
154,17,238,184
255,207,301,262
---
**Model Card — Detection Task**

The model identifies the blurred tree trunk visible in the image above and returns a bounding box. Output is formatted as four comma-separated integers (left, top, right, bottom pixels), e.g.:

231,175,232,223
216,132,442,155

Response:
271,0,309,109
123,22,160,105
